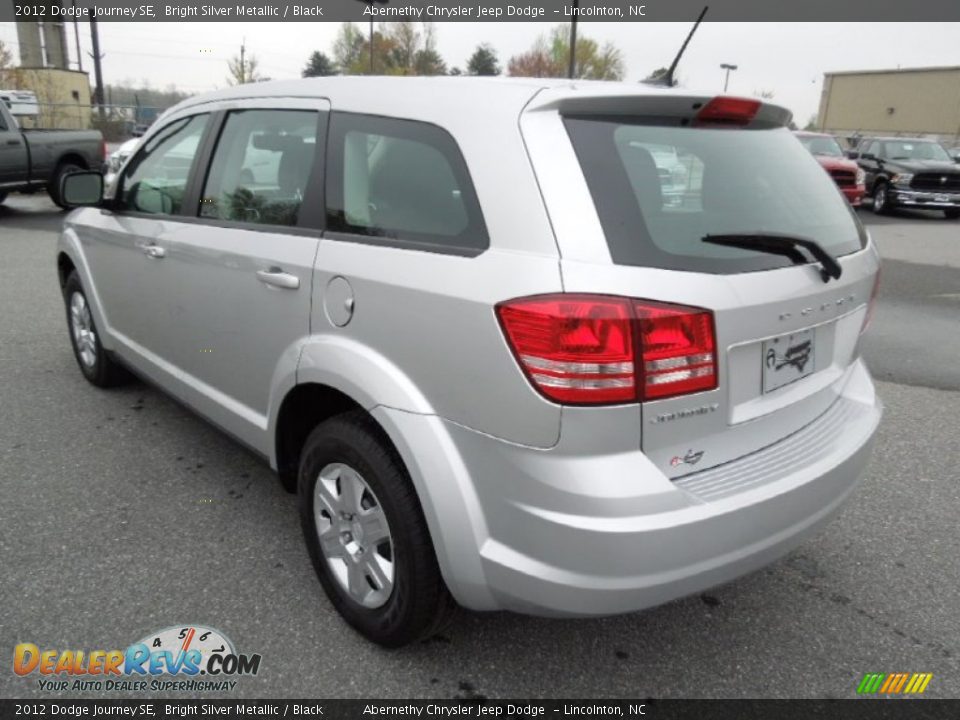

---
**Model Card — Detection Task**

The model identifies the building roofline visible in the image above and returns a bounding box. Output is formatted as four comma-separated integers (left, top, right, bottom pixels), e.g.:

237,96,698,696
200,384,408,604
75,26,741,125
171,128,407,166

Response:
824,65,960,78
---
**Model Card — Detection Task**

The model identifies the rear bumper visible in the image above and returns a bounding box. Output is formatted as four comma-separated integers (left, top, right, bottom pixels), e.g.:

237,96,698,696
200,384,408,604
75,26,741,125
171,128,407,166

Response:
890,187,960,208
376,359,881,616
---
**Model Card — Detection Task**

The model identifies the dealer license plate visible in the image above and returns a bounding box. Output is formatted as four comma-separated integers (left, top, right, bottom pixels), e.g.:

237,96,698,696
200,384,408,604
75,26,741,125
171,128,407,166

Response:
762,329,815,393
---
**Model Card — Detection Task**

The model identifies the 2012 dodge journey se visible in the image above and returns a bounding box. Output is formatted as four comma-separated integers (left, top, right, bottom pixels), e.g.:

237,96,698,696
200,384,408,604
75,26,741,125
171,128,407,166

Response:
56,77,882,646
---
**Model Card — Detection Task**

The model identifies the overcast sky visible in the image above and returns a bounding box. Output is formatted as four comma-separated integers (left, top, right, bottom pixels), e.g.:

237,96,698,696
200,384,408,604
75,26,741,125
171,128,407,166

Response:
1,21,957,122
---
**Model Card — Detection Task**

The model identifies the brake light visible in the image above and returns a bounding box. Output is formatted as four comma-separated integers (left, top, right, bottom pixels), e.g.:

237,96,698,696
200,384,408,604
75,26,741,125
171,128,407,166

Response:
496,295,717,405
861,269,881,334
100,139,107,161
695,96,761,126
635,301,717,399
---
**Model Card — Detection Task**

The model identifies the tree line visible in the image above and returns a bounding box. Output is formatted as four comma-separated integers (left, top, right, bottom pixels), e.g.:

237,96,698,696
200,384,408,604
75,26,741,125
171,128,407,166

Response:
227,23,625,84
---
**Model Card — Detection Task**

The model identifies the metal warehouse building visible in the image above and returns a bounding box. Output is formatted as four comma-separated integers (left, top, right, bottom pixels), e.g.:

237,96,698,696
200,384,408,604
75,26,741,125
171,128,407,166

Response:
817,66,960,144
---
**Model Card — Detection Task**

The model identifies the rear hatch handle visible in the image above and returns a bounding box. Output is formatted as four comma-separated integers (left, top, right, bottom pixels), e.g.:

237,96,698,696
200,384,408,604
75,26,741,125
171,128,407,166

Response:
702,233,843,283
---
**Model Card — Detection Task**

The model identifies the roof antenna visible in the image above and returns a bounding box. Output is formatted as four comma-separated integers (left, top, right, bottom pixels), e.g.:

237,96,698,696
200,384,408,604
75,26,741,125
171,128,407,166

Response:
644,5,709,87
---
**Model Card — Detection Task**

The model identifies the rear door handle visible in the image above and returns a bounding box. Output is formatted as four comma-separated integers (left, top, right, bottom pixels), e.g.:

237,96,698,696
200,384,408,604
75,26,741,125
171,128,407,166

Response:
256,268,300,290
5,139,20,146
141,244,166,259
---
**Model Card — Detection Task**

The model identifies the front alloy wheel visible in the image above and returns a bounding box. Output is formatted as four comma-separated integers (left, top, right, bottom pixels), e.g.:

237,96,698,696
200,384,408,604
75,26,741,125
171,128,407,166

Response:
63,271,129,387
69,291,98,368
873,183,890,215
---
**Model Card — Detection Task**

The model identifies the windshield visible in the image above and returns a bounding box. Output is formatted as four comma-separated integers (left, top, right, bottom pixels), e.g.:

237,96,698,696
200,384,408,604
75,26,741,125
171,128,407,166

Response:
564,118,866,274
797,134,844,158
882,140,951,162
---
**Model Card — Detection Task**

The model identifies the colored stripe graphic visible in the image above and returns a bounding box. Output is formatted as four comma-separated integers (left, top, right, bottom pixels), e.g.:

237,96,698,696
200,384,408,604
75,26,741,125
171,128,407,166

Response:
857,672,932,694
857,673,885,694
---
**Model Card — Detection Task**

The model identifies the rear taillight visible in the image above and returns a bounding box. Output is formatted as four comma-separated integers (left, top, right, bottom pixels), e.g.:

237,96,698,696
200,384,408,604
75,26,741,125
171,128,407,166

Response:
496,295,717,405
861,269,881,334
695,96,761,127
100,140,107,162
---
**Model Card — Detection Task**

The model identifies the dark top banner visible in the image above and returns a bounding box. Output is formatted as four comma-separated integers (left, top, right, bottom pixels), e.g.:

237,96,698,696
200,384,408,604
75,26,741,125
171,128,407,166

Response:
1,700,958,719
3,0,960,22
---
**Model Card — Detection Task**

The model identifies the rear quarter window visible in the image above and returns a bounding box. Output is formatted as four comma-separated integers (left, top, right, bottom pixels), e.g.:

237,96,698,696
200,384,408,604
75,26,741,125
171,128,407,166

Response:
565,117,867,274
325,112,488,255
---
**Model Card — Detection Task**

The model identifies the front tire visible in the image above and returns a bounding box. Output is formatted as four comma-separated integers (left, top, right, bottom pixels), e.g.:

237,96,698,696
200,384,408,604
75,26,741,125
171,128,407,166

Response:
298,410,456,647
945,209,960,220
63,272,130,387
872,181,891,215
49,162,84,209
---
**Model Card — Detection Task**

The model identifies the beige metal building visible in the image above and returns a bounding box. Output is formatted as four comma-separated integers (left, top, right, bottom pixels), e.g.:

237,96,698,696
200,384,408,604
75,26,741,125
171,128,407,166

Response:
817,66,960,144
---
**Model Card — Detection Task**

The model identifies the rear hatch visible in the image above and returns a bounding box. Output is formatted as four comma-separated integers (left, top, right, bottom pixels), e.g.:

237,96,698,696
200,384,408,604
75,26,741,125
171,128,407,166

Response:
520,88,880,478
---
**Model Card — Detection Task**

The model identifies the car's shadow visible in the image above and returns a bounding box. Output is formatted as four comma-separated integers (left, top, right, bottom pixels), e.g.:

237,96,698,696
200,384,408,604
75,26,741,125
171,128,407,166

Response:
857,203,956,225
0,194,66,233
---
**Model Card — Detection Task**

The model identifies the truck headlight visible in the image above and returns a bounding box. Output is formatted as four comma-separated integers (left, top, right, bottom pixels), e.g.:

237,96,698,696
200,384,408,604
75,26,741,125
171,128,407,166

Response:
856,168,865,185
891,173,913,186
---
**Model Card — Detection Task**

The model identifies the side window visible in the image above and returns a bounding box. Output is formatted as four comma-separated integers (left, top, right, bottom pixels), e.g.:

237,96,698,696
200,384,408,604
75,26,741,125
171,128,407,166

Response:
119,114,209,215
200,109,320,227
326,113,488,253
0,108,7,131
869,141,881,158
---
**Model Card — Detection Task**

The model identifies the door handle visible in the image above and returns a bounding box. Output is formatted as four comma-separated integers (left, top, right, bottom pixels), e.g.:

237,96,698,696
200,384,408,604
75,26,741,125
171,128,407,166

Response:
141,244,166,259
5,139,20,146
256,268,300,290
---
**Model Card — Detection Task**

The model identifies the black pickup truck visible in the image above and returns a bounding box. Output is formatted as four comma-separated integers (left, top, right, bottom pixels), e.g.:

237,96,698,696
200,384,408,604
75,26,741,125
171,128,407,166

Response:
0,100,104,209
850,136,960,219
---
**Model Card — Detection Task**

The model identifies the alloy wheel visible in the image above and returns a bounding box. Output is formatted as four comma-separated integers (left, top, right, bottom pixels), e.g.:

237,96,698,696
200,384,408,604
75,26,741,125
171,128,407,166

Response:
69,292,97,368
313,462,395,609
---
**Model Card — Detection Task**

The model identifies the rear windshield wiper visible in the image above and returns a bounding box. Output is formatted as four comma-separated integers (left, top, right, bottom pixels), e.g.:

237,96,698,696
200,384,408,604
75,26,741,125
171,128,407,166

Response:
701,233,843,283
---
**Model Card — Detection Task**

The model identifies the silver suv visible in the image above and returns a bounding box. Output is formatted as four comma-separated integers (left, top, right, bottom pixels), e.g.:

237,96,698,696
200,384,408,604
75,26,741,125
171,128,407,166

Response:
57,78,882,647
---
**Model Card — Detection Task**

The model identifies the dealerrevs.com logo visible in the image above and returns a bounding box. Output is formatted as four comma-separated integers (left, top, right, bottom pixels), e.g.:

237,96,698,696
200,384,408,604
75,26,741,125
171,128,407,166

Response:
13,625,261,693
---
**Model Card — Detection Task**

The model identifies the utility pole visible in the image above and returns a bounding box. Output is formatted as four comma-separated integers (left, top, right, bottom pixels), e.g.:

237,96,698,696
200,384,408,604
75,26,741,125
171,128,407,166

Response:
71,8,82,72
354,0,388,74
88,18,105,122
568,0,579,79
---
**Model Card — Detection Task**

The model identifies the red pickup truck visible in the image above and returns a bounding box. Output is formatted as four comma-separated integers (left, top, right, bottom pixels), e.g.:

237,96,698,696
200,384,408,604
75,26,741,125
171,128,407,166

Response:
794,131,865,206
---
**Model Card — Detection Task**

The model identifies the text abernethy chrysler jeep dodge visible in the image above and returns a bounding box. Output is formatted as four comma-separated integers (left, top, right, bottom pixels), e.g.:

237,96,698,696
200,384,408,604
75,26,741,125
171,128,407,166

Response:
56,78,882,646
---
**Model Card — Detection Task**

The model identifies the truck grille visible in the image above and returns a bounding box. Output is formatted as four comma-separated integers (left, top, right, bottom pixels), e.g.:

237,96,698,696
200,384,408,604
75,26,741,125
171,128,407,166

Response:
829,169,856,187
911,173,960,192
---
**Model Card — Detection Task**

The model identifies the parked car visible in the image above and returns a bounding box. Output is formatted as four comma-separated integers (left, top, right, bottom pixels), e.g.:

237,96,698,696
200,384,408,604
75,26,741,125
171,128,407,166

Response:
56,79,882,646
103,137,141,190
850,136,960,218
0,100,104,208
948,147,960,163
794,131,865,206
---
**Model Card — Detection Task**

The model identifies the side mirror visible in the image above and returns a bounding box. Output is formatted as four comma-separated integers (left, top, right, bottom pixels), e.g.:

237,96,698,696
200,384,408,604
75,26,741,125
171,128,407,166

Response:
846,150,859,160
61,171,104,207
860,152,876,161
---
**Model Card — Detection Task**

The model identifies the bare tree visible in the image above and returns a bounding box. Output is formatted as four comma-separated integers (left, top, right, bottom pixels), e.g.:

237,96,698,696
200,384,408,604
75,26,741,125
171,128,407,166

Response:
0,39,13,71
227,50,262,85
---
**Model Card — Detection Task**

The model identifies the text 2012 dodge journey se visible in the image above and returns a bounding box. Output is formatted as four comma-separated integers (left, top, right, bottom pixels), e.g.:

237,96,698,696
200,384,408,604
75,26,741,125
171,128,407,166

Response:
57,78,882,646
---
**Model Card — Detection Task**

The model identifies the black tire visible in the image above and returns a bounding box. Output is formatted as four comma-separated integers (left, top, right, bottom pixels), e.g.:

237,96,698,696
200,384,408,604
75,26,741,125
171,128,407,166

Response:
63,271,130,387
298,410,456,647
872,181,891,215
945,209,960,220
48,162,84,209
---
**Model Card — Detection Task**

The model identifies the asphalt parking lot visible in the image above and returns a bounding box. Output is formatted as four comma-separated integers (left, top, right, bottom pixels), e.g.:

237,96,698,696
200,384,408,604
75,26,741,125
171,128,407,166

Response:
0,194,958,699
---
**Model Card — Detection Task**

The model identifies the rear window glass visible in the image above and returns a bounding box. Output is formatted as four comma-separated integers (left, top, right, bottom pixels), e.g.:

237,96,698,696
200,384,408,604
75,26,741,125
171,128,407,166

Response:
564,118,866,274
